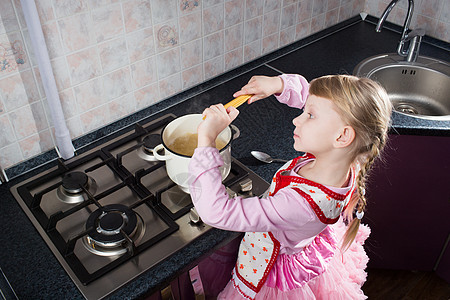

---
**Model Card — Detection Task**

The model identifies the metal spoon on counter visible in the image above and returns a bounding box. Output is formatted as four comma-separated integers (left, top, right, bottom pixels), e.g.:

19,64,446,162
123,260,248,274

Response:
251,151,288,164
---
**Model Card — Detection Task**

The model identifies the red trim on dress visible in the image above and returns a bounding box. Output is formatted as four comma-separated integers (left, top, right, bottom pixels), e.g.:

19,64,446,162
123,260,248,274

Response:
231,275,255,300
271,153,354,224
234,232,281,293
292,187,340,224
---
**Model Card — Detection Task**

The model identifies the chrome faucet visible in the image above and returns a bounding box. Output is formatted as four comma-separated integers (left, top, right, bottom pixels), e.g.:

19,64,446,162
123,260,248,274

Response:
376,0,424,62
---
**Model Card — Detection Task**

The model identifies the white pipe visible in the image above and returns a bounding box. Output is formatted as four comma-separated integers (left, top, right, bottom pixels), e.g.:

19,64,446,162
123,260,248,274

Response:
20,0,74,159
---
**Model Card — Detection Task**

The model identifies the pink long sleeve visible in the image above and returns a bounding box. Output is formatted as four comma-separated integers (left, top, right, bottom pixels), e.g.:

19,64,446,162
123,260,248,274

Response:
275,74,309,109
188,148,316,234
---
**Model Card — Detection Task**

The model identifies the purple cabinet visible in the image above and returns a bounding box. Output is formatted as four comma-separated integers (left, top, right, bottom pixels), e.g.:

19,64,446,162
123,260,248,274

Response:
364,134,450,279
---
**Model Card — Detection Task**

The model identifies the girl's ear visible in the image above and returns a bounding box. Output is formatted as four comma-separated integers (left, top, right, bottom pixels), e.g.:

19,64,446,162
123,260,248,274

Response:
335,126,355,148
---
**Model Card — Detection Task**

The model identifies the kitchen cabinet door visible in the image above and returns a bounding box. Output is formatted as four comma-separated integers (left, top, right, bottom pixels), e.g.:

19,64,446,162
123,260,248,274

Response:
364,134,450,273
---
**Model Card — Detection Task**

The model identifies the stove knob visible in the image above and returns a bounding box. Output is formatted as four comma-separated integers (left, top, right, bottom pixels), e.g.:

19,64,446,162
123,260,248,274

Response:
189,207,202,224
226,187,237,198
239,178,253,192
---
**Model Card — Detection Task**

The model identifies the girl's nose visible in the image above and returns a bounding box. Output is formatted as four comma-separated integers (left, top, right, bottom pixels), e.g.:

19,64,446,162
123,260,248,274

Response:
293,114,302,126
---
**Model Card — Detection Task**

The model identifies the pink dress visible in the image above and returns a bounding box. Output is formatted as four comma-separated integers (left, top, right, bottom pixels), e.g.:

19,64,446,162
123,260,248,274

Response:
188,74,370,299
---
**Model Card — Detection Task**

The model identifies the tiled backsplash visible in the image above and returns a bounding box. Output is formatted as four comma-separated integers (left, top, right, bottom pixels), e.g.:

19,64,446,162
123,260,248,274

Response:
0,0,448,169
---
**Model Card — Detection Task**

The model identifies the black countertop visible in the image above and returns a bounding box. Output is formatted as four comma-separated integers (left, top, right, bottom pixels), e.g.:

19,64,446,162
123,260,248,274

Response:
1,16,449,299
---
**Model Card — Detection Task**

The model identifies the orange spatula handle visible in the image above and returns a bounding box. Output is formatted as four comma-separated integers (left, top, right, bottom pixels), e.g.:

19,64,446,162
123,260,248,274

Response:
223,94,252,109
202,94,252,120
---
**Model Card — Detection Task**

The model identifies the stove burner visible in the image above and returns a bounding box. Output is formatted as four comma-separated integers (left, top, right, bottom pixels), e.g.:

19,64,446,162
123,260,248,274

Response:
56,171,97,204
84,204,145,256
62,171,88,193
98,212,124,235
137,134,162,162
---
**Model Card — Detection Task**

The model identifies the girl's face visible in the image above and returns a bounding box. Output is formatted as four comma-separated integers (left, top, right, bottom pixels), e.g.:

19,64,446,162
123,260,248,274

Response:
292,95,346,155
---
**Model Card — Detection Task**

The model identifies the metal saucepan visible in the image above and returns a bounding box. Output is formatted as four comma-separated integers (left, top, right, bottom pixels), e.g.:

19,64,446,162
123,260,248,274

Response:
153,114,240,193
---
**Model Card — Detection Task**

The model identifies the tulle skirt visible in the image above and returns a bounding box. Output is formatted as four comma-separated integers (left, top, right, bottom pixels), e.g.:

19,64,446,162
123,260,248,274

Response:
218,219,370,300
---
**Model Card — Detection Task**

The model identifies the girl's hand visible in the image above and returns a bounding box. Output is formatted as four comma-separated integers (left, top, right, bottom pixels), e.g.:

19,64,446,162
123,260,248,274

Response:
198,104,239,148
233,76,284,104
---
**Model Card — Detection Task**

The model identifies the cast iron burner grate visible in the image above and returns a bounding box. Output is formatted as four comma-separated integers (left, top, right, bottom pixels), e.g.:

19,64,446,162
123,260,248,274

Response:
15,116,181,285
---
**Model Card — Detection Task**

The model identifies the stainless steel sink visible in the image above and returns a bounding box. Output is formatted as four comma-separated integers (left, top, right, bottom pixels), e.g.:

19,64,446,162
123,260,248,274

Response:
354,54,450,120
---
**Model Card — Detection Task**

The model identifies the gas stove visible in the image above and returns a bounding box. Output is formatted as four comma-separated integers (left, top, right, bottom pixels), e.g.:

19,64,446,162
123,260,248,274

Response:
9,114,269,299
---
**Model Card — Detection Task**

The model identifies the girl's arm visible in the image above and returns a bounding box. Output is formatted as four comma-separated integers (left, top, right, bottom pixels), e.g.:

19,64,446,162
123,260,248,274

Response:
188,147,315,232
275,74,309,109
233,74,309,109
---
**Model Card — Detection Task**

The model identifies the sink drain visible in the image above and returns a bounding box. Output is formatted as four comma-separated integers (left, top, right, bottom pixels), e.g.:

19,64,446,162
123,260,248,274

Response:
395,103,419,115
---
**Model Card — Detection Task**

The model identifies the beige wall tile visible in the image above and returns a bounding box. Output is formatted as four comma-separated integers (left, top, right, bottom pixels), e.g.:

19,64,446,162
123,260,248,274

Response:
35,0,55,23
180,39,202,70
127,27,155,63
58,88,78,119
65,116,83,138
263,9,280,37
296,20,311,40
74,78,106,112
225,23,243,52
58,13,95,53
53,0,89,19
79,104,109,133
0,143,23,168
281,3,297,30
103,67,132,100
159,73,181,98
0,114,15,146
0,0,20,35
109,93,136,120
179,0,201,15
156,47,181,79
225,0,244,28
311,13,326,34
179,11,202,44
204,31,224,60
262,33,278,55
0,95,5,115
131,56,157,89
203,4,224,35
245,0,263,19
224,47,243,71
325,8,340,28
204,55,224,79
50,57,71,91
9,104,39,139
155,21,179,52
98,37,128,73
244,16,262,44
151,0,177,25
123,0,152,33
19,129,53,159
182,64,203,89
0,70,39,111
135,83,159,110
243,39,261,62
264,0,281,13
0,32,29,75
42,22,64,59
93,4,124,43
66,47,101,85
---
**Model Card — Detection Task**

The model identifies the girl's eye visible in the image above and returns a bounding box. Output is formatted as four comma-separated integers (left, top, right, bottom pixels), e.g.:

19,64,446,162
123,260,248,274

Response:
308,113,314,119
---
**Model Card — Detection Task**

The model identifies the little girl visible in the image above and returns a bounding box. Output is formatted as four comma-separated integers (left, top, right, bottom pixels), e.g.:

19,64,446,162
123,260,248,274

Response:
189,74,392,299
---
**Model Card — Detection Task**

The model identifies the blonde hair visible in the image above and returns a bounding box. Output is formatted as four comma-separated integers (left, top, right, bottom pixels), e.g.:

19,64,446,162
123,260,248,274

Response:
309,75,392,251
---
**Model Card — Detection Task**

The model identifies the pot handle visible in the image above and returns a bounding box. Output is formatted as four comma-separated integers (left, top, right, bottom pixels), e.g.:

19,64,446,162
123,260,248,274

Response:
153,144,170,161
230,124,240,140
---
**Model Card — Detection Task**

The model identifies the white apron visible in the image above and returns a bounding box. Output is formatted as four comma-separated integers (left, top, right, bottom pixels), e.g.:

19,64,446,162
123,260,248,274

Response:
231,154,358,299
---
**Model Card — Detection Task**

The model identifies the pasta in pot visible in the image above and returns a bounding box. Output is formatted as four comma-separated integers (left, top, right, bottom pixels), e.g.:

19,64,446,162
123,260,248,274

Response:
168,133,227,156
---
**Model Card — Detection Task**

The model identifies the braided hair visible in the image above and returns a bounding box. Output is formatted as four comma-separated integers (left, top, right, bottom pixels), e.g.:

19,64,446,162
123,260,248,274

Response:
309,75,392,250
